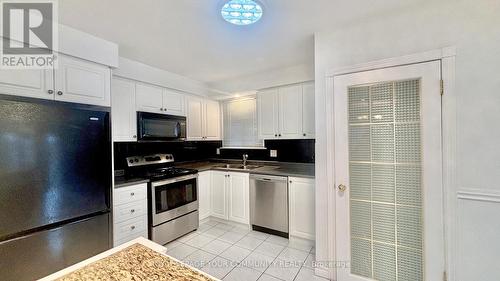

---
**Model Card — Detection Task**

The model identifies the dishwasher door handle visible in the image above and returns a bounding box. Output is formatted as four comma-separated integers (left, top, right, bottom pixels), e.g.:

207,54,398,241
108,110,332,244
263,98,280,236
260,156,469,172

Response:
250,174,288,182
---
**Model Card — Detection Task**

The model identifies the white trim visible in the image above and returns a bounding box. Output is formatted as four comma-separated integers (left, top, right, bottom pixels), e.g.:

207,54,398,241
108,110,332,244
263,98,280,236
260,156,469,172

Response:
324,47,457,281
457,189,500,203
441,54,457,281
315,267,331,280
326,47,456,77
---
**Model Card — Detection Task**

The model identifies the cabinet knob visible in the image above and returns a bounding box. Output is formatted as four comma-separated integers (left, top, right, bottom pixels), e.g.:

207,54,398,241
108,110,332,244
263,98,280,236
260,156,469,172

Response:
47,89,54,95
303,133,306,137
130,226,136,230
274,134,278,137
130,192,135,196
133,135,137,138
130,209,135,213
57,91,63,96
278,134,282,137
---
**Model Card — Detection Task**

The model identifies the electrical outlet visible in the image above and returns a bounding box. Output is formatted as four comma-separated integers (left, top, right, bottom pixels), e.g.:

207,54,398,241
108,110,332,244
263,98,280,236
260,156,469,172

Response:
270,150,278,158
216,148,220,155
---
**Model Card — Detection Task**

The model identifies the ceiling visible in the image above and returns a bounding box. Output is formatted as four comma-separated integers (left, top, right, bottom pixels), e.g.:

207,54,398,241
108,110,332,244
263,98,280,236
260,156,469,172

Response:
59,0,427,89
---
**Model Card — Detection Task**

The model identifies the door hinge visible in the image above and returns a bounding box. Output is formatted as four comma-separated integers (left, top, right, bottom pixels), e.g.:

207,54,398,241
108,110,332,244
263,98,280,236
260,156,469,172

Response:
440,79,444,96
443,271,448,281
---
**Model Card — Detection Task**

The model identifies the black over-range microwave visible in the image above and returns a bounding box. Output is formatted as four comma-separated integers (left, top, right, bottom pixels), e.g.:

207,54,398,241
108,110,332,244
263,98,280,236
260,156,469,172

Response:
137,112,186,141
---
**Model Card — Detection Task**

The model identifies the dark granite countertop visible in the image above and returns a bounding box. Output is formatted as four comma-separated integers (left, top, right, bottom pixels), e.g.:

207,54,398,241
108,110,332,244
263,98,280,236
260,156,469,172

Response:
176,159,315,179
114,177,149,188
114,160,314,188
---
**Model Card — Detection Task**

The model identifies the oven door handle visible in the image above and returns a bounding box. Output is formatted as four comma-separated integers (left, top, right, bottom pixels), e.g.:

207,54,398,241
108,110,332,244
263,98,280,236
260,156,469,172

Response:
151,174,198,187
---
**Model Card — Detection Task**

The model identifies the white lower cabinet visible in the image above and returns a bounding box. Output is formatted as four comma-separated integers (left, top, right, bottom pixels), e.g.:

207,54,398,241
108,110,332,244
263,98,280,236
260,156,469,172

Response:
228,173,250,224
198,171,211,220
208,171,250,224
289,177,315,240
113,183,148,246
210,171,228,220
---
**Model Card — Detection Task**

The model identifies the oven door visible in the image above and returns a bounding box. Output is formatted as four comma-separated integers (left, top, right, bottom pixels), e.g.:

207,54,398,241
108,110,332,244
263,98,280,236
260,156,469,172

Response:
150,174,198,226
137,112,186,141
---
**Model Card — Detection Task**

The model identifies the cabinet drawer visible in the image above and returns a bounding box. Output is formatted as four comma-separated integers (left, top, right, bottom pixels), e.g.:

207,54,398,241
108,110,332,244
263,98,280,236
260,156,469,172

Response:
114,230,148,247
114,183,147,205
114,200,147,224
114,216,147,242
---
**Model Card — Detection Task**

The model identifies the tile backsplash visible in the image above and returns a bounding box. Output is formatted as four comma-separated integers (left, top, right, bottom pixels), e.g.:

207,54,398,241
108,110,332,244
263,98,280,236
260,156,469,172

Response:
114,139,315,169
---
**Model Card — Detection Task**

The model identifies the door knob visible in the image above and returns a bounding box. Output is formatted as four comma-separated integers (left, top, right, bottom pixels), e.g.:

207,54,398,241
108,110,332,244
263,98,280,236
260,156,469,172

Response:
338,184,347,192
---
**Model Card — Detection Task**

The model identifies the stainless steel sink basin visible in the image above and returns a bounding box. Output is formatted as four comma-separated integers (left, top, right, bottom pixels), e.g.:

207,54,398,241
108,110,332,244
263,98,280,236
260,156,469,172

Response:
213,164,262,170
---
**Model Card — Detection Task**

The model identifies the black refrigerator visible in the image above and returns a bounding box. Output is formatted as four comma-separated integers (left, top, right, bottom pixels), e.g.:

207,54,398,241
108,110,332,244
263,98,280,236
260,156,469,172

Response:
0,95,112,280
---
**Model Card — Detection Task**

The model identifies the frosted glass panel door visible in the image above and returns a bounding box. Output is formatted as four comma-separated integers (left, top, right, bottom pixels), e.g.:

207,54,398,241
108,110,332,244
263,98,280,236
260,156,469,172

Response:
333,61,444,281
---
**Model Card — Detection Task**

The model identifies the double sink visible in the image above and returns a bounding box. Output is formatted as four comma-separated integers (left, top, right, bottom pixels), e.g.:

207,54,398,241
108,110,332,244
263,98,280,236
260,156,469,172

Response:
213,163,262,171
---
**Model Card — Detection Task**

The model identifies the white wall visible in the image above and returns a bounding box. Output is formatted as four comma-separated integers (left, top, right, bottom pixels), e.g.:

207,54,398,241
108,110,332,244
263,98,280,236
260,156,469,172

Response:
314,0,500,280
113,57,221,98
208,63,314,94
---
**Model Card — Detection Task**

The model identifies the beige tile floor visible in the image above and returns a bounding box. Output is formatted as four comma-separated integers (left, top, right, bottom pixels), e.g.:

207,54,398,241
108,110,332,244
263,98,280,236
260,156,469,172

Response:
165,218,328,281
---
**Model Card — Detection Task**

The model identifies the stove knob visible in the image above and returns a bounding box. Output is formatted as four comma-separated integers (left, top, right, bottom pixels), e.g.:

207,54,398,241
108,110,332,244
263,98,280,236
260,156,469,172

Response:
128,159,133,164
134,159,139,163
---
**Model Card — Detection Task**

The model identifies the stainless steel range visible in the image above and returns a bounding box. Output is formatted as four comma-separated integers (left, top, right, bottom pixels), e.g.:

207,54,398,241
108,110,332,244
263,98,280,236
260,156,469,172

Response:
126,154,199,245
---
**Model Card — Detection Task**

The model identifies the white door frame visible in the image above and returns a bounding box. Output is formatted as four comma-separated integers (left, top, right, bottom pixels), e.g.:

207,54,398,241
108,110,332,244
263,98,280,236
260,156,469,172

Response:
324,47,457,281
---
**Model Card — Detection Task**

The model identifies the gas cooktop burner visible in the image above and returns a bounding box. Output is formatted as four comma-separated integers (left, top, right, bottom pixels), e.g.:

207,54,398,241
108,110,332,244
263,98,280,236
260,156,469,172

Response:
125,154,198,181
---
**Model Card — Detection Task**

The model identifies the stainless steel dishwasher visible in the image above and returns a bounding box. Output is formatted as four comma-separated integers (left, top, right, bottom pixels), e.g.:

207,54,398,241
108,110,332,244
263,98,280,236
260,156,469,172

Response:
249,174,288,237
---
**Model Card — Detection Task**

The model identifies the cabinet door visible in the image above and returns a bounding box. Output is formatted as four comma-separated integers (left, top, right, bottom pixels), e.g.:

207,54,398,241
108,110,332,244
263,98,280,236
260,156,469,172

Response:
204,100,221,140
289,177,315,240
111,78,137,142
0,69,54,100
163,89,185,116
302,82,315,138
187,97,204,140
228,172,250,225
257,89,279,139
55,54,111,106
210,171,228,220
279,84,302,139
135,83,163,114
198,171,212,221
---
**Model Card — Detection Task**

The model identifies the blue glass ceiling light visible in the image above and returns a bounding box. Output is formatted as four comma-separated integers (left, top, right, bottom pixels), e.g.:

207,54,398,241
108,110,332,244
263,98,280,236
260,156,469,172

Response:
221,0,263,25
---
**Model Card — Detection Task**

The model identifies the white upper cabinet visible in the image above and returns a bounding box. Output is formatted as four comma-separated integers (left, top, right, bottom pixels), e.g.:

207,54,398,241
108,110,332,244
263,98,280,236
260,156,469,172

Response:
187,97,221,141
135,83,163,113
55,54,111,106
136,83,186,116
258,88,279,139
279,84,302,139
0,69,54,100
0,54,111,107
289,177,315,240
302,82,315,138
187,97,204,140
257,81,315,140
162,89,185,116
204,99,221,140
112,78,137,142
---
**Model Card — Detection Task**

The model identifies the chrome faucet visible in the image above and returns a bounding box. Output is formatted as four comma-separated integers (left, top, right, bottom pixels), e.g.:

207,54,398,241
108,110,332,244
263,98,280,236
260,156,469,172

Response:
243,154,249,166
